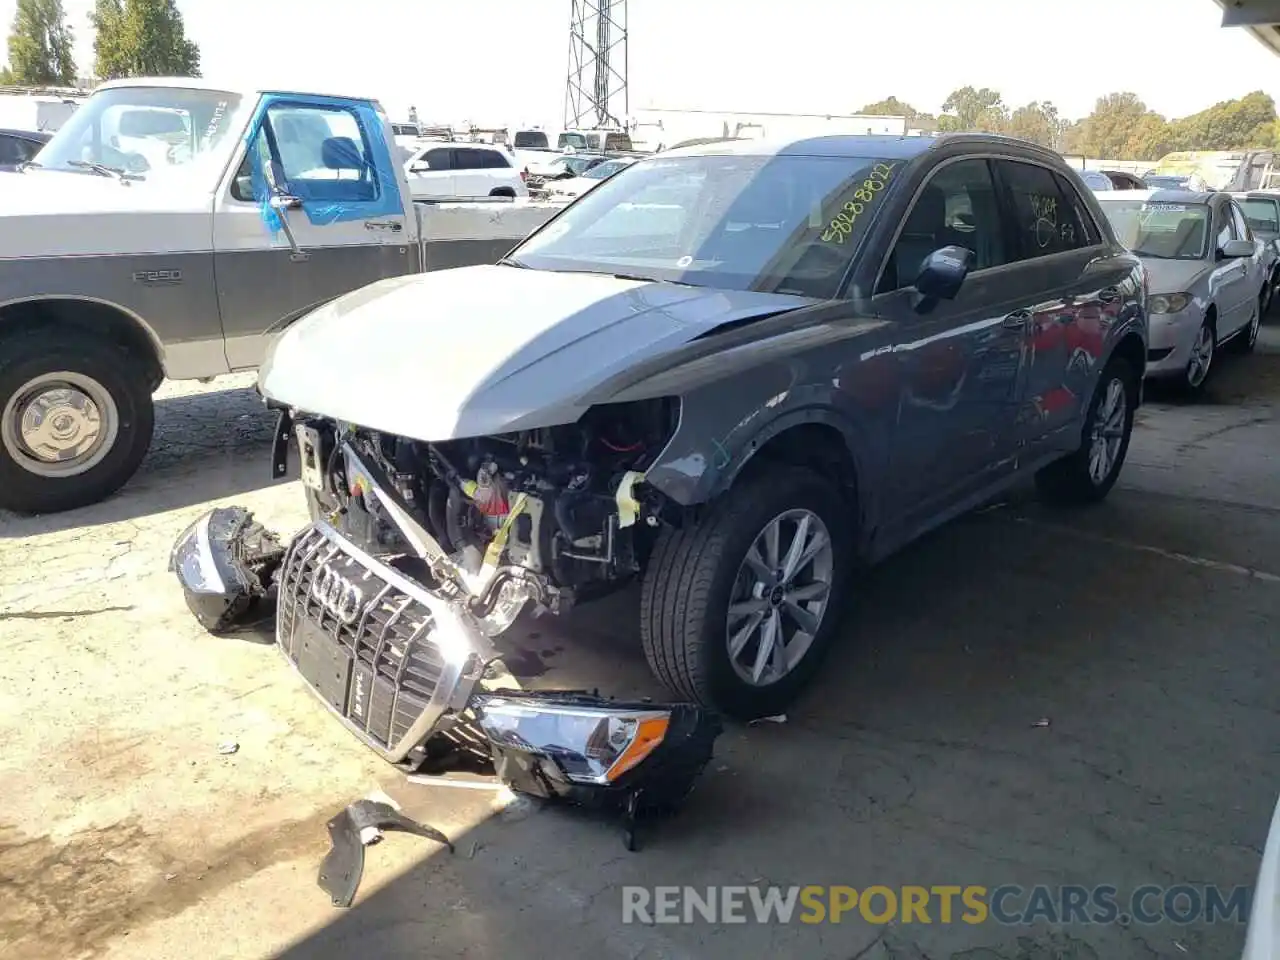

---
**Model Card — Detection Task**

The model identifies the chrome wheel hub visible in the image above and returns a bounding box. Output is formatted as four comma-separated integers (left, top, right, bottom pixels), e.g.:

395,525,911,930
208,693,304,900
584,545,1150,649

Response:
726,508,835,687
1187,325,1214,387
1088,376,1127,486
1,372,119,478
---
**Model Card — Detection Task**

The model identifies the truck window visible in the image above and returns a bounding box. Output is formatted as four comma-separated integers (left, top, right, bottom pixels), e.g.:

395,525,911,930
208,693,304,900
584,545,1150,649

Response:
264,103,378,203
513,130,549,149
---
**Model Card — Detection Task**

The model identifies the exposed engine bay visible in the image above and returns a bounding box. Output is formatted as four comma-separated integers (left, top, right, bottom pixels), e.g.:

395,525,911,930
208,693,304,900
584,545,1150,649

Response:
293,398,681,634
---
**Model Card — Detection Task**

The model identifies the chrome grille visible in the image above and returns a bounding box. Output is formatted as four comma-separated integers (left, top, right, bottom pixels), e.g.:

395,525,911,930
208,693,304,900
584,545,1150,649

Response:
276,525,448,749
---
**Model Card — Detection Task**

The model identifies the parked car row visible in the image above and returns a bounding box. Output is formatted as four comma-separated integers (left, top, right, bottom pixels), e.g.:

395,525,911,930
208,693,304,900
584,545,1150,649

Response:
1089,186,1274,395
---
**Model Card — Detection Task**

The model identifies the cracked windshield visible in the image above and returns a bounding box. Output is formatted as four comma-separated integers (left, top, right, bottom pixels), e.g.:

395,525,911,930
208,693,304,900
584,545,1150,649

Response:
2,1,1280,959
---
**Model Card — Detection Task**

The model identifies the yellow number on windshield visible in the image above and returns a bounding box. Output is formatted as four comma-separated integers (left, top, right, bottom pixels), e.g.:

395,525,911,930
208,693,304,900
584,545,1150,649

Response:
820,163,898,246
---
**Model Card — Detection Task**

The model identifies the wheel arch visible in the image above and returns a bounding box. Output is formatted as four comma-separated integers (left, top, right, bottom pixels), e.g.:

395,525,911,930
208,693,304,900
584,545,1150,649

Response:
0,295,165,390
1107,329,1146,379
704,408,872,543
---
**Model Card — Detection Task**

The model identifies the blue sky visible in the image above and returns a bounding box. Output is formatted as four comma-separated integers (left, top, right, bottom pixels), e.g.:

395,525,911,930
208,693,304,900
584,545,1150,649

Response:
4,0,1280,128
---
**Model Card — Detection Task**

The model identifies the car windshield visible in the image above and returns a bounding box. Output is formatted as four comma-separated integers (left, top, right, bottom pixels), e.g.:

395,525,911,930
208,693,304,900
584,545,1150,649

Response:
1145,175,1188,189
583,158,632,180
34,86,245,183
514,131,549,149
509,153,904,298
1080,170,1113,191
1097,198,1210,260
1242,198,1280,236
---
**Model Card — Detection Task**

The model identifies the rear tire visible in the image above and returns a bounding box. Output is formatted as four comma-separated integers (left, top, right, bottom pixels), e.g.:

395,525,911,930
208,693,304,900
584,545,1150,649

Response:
489,187,516,198
0,329,155,514
1035,354,1137,506
639,467,853,719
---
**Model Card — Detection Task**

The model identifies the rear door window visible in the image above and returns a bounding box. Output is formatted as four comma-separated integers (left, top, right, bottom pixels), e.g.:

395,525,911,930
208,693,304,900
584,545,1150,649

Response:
994,160,1092,259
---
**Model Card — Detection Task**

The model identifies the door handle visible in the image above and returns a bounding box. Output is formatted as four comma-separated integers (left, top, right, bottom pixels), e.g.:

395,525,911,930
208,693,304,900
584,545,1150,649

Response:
1002,309,1032,329
1098,286,1121,304
364,220,403,232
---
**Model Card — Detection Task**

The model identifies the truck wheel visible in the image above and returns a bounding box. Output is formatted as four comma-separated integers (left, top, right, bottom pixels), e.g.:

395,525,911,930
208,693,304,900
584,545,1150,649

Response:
639,467,853,719
0,329,155,514
1034,354,1137,506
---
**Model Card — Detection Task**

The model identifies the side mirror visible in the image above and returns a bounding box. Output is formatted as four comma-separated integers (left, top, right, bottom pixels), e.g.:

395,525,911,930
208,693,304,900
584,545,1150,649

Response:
914,245,975,301
408,163,428,174
1220,239,1255,259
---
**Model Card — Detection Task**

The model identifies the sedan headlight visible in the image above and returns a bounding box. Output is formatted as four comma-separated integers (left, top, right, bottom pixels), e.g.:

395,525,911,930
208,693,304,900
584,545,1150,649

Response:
472,692,723,849
1149,293,1192,314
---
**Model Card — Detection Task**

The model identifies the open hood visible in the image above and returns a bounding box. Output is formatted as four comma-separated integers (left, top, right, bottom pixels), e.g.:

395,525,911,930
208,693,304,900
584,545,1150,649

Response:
258,264,814,440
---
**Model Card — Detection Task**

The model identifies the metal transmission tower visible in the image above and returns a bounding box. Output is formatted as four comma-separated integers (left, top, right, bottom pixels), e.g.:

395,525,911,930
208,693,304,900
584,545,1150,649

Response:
563,0,628,130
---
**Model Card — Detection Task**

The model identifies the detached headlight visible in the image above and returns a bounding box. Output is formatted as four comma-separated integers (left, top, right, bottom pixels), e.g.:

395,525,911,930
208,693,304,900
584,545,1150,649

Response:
168,506,285,633
168,511,229,594
472,692,723,850
477,698,670,784
1150,292,1192,314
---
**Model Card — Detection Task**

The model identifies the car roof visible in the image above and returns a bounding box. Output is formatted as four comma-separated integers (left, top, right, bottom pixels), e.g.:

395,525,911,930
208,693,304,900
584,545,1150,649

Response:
1095,188,1218,204
0,128,51,141
1149,188,1218,203
656,131,1072,165
658,133,938,160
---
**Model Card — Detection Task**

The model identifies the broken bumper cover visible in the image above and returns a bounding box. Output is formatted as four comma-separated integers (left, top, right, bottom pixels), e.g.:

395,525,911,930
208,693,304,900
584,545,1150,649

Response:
274,520,494,764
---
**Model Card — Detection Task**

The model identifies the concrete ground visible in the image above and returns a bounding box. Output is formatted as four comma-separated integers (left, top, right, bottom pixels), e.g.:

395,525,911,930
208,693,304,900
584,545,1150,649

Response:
2,333,1279,960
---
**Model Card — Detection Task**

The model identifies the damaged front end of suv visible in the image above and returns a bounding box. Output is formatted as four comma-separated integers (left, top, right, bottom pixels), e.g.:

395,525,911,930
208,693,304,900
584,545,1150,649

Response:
167,250,832,788
172,392,684,767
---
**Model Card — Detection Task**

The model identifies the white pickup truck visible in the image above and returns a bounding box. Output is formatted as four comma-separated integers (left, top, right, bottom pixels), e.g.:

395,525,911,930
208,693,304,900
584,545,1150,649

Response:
0,77,560,514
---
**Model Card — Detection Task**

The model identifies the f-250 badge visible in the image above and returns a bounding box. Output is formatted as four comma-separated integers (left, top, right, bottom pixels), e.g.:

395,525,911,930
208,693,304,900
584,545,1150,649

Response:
131,269,182,284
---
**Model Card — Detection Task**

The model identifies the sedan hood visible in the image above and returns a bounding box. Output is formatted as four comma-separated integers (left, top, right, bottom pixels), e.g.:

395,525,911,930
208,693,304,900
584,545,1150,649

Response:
1140,257,1211,295
258,264,814,440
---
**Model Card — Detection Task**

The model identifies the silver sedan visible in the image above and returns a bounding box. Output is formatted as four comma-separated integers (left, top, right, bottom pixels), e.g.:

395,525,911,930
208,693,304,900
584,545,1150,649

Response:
1095,189,1265,394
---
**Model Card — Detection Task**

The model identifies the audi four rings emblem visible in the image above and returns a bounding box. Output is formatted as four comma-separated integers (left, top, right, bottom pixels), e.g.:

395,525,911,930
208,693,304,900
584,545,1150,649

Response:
311,564,366,623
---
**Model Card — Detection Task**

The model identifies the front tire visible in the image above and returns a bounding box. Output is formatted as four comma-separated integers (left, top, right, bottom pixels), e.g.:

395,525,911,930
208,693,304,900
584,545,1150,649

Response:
1035,354,1137,506
1181,315,1216,395
639,467,853,719
0,329,155,514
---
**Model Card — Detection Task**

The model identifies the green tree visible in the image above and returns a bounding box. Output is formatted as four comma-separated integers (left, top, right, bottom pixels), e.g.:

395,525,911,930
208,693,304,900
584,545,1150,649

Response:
937,86,1007,134
857,96,937,131
90,0,127,79
1169,91,1277,150
91,0,199,80
5,0,76,86
0,65,14,84
1069,92,1172,160
1004,101,1065,149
